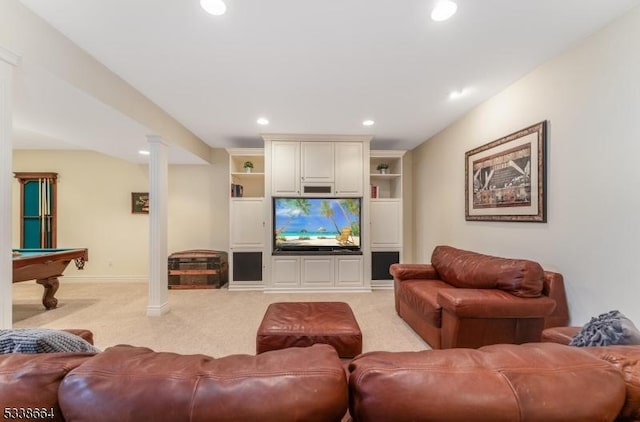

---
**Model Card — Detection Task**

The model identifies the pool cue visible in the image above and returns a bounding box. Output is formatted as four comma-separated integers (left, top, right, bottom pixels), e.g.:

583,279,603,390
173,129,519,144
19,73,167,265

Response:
39,178,44,247
44,178,49,247
47,178,51,247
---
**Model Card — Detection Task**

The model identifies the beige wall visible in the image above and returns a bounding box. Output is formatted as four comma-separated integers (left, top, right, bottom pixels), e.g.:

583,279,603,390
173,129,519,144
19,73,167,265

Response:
411,6,640,325
13,150,229,281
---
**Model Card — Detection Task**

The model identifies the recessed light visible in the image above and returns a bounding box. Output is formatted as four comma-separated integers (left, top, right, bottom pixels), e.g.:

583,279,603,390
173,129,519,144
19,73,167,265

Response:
449,88,469,99
431,0,457,22
138,150,150,155
362,120,375,126
257,117,269,125
200,0,227,16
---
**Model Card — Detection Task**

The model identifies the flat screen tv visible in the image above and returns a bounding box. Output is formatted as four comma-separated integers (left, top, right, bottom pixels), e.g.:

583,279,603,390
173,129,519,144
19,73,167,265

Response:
273,197,361,252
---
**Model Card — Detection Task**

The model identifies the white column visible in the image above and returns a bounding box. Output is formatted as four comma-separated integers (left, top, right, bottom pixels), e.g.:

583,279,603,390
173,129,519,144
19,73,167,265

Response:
146,135,169,316
0,47,20,329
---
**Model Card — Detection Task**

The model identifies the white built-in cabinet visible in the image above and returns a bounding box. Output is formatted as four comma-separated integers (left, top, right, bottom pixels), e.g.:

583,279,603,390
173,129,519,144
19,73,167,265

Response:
271,255,363,290
270,256,300,289
271,142,300,196
301,142,334,183
334,256,364,287
335,142,364,196
227,148,265,290
369,150,405,287
227,140,405,291
230,199,264,247
370,199,402,247
271,139,363,197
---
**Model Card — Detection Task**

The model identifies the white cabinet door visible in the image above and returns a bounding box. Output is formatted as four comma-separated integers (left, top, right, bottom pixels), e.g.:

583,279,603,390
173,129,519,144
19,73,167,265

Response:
230,199,264,247
301,142,334,183
272,142,300,196
335,256,363,287
271,256,300,288
335,142,363,196
370,200,402,247
301,256,334,287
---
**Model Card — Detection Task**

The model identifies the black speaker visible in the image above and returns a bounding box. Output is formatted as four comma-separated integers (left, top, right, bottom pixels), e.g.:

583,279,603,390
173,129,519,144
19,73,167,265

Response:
233,252,262,281
371,251,400,280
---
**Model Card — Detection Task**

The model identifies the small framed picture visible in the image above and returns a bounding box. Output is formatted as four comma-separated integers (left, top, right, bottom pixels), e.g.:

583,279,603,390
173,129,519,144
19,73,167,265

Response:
131,192,149,214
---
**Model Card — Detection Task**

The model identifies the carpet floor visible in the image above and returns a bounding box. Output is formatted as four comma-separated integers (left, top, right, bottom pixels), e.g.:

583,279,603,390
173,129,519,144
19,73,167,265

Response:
12,281,429,356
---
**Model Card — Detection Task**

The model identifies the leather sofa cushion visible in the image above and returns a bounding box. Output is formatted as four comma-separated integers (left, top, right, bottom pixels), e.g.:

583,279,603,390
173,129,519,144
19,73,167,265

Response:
431,245,544,297
59,344,347,422
397,280,453,327
348,343,625,422
0,353,94,422
437,289,556,318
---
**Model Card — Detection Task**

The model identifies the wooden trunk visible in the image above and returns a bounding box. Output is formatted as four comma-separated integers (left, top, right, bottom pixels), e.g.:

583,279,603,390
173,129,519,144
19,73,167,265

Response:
168,250,228,289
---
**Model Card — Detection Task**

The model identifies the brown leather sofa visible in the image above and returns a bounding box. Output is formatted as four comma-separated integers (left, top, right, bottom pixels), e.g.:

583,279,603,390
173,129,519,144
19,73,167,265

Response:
0,343,347,422
348,342,640,422
2,331,640,421
390,245,569,349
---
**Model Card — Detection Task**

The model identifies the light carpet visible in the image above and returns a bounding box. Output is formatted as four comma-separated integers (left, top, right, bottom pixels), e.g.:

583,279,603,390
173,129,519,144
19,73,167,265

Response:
12,281,429,356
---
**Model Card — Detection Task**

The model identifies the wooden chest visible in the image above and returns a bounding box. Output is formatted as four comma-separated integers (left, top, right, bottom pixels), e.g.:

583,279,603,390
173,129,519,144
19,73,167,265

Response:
168,249,228,289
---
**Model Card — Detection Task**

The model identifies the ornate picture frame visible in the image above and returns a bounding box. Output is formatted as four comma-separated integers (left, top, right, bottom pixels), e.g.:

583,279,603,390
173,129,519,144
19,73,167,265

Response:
465,121,547,222
131,192,149,214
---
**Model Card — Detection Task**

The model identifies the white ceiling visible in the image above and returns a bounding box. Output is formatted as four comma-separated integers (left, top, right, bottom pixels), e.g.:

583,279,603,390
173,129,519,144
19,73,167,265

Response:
14,0,640,163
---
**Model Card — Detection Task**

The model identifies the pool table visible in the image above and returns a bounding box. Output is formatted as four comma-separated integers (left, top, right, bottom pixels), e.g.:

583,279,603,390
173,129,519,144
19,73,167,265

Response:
12,248,89,310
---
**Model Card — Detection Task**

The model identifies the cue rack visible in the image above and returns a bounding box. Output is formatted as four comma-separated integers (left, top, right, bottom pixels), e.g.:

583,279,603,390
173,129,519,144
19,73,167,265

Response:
14,172,58,248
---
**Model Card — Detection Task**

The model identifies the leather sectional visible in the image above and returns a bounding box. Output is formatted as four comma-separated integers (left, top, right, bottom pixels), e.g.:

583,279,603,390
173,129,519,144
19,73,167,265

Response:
1,341,639,421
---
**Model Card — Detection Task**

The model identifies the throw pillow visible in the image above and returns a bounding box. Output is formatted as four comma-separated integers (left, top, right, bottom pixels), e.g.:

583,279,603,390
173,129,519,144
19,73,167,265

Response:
570,310,640,347
0,328,100,354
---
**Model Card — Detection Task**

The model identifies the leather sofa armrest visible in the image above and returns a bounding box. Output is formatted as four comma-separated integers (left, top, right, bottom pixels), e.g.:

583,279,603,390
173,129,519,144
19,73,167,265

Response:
542,271,570,328
437,289,556,318
389,263,439,281
541,326,580,344
62,329,94,345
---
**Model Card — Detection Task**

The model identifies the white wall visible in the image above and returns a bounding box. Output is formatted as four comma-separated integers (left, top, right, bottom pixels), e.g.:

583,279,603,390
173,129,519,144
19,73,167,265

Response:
13,150,229,280
412,6,640,325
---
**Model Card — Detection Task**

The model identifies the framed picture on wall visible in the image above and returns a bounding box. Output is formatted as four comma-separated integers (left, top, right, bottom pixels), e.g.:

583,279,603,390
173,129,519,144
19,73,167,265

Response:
131,192,149,214
465,121,547,222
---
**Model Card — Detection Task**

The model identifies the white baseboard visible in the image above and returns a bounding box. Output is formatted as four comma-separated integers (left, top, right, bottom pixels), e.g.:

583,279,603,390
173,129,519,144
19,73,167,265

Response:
371,284,394,290
263,287,372,293
370,280,394,290
60,276,148,283
228,284,264,291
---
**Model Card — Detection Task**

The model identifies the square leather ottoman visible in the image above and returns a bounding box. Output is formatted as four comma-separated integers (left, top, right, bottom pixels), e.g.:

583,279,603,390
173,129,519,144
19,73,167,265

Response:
256,302,363,358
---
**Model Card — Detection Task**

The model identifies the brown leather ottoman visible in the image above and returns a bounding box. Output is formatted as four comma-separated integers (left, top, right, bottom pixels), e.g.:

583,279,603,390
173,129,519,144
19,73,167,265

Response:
256,302,362,358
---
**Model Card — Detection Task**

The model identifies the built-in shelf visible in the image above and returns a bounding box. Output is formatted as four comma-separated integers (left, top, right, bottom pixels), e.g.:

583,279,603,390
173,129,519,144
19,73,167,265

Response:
227,148,266,290
369,150,405,290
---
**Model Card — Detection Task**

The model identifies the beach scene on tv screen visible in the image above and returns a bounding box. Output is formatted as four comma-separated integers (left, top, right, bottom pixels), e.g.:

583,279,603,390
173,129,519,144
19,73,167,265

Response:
274,198,361,248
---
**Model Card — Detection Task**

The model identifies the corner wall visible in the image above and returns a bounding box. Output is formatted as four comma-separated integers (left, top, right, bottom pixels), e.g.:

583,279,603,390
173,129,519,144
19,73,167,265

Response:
411,6,640,324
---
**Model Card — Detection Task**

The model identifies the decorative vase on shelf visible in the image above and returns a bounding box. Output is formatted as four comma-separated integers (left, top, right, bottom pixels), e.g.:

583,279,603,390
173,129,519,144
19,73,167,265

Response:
243,161,254,173
379,169,387,174
245,167,252,173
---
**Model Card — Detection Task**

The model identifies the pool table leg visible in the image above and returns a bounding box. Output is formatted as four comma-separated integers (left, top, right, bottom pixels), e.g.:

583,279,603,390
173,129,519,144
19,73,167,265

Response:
36,277,59,310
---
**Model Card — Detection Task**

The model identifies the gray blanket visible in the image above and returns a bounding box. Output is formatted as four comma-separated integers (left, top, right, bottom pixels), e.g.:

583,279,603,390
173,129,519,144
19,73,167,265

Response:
0,328,100,354
570,310,639,347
